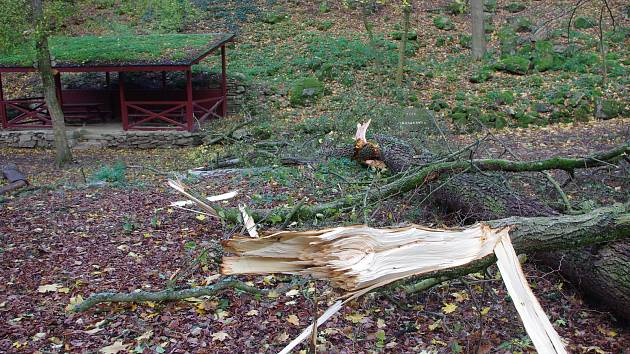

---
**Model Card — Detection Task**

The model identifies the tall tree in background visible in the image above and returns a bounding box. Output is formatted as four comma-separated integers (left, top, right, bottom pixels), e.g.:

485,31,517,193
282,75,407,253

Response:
395,0,411,86
471,0,486,60
32,0,72,166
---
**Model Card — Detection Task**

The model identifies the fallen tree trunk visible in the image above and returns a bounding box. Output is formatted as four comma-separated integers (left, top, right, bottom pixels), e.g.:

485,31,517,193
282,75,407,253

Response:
1,163,29,195
222,205,629,290
537,240,630,322
204,143,630,225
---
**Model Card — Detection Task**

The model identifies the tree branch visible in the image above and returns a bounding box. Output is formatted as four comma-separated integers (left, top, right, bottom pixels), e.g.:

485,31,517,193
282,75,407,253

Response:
71,278,261,313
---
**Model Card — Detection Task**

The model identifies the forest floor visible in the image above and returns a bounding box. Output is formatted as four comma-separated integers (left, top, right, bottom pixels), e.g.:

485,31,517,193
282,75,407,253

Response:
1,118,628,353
1,0,630,353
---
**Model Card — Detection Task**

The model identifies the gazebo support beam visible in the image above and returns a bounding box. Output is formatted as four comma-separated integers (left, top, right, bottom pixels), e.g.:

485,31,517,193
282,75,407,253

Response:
186,69,193,131
0,72,6,129
119,72,128,131
221,45,227,117
53,71,63,106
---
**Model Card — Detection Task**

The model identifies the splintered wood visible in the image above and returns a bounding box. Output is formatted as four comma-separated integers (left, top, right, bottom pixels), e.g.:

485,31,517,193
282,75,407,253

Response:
221,224,567,354
222,224,505,291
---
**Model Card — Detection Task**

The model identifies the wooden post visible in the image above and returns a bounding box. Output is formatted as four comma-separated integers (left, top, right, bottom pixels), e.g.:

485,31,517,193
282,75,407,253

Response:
221,45,227,117
119,72,128,130
0,72,6,129
186,69,193,131
105,72,112,121
54,71,63,106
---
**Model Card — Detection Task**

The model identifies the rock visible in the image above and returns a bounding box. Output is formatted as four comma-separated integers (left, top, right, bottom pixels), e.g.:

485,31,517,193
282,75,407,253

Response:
496,55,530,75
534,103,552,113
595,99,623,120
289,77,325,107
508,16,533,32
17,135,36,148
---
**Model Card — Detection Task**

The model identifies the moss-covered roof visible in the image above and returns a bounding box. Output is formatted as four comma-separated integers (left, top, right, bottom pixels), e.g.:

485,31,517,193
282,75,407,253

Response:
0,33,233,69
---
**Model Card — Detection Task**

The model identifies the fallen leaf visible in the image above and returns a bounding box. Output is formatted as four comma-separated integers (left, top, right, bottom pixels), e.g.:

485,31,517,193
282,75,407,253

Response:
428,319,442,331
441,302,458,314
136,330,153,342
276,332,290,343
480,306,491,316
246,309,259,316
287,314,300,326
211,331,230,342
37,284,61,293
285,289,300,297
376,318,386,329
99,340,129,354
345,313,365,324
65,295,84,312
84,327,103,335
196,214,207,221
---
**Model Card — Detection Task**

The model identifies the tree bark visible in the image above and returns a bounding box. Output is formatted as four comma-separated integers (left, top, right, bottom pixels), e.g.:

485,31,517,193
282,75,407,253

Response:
471,0,486,60
396,5,411,86
32,0,72,167
221,205,629,289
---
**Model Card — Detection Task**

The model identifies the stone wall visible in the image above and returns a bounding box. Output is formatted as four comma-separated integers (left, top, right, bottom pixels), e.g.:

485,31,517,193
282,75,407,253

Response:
0,129,203,149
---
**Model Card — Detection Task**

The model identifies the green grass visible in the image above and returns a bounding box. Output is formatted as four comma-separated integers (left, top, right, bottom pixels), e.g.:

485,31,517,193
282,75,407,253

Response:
0,33,229,67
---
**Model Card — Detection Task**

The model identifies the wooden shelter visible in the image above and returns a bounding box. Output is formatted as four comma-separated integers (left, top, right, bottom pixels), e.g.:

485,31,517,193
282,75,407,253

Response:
0,33,234,132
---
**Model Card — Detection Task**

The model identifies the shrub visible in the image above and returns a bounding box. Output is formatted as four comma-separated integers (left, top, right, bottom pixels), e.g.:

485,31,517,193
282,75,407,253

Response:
446,0,467,15
429,99,449,111
514,110,538,127
289,77,325,106
486,90,515,105
262,12,288,24
510,16,533,32
479,112,508,129
433,15,455,31
533,41,557,72
459,34,472,48
316,20,334,31
574,16,596,29
485,22,496,33
505,2,526,13
319,1,331,13
498,26,518,55
484,0,497,12
91,162,127,185
470,67,492,83
137,0,200,32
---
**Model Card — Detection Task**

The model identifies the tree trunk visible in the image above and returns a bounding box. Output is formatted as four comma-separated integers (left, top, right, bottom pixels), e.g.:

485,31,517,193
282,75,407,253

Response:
471,0,486,60
32,0,72,167
222,206,629,290
396,6,411,86
537,241,630,321
345,134,630,320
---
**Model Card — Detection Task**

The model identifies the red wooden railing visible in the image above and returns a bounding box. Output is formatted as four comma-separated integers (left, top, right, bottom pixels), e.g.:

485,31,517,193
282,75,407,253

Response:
0,98,52,129
125,101,188,130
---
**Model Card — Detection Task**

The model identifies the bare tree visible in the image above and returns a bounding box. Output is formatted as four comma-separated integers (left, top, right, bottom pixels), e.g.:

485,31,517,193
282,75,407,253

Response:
396,1,412,86
32,0,72,167
471,0,486,60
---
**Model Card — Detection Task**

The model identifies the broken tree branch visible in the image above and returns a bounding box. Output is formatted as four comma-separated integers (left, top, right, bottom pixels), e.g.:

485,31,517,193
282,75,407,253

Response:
211,143,630,225
70,277,261,313
222,205,629,290
1,163,29,195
